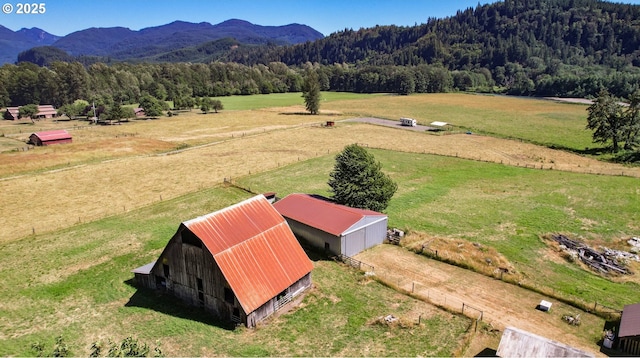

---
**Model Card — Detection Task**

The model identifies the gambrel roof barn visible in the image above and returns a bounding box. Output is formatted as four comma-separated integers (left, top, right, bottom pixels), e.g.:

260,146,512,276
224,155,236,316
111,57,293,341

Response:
132,195,313,328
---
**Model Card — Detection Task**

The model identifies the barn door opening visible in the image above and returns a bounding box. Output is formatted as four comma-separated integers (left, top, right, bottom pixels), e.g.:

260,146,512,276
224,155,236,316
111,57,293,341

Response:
231,307,241,324
274,288,292,311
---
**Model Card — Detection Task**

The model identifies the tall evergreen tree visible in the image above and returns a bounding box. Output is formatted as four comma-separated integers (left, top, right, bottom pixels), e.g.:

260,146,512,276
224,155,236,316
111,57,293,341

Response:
302,68,321,115
328,144,397,212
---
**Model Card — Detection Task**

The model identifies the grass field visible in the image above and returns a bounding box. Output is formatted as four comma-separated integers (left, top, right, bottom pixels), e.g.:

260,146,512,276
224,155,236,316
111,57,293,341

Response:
1,92,638,356
237,149,640,310
0,186,469,356
322,93,596,151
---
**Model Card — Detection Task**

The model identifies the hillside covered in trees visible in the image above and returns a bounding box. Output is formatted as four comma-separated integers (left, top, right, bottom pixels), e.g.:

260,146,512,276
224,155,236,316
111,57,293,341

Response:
2,0,640,110
222,0,640,97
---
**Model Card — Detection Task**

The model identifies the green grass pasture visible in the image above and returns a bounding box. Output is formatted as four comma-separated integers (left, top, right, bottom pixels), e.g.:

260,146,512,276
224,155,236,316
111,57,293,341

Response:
212,91,377,110
238,149,640,309
325,93,596,151
0,184,468,357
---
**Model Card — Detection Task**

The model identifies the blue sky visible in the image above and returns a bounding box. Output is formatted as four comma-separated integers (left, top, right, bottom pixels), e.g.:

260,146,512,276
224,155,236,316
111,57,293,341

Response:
3,0,636,37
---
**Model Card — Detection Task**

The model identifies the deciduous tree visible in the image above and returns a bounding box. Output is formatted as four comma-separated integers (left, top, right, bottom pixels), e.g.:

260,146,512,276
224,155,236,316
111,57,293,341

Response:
586,89,625,152
18,104,39,122
138,94,164,118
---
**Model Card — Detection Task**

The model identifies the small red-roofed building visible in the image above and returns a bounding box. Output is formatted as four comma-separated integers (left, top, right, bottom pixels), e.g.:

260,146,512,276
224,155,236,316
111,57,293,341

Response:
273,193,388,257
28,130,72,146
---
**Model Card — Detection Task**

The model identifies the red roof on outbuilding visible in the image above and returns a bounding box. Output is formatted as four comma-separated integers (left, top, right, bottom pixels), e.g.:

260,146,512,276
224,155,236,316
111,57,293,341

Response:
32,130,72,142
620,303,640,337
184,195,313,314
273,193,386,236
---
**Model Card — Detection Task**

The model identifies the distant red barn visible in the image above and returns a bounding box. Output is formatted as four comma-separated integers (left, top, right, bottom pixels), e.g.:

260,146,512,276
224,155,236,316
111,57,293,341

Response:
3,105,58,120
4,107,19,120
34,105,58,119
28,130,72,146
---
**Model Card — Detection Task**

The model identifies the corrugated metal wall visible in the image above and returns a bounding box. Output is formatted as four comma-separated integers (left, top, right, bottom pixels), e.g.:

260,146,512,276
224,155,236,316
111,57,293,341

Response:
288,216,388,257
287,218,342,255
342,217,388,257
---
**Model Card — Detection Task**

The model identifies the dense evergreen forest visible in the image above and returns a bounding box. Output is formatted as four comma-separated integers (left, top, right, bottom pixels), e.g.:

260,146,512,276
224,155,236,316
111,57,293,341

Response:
1,0,640,109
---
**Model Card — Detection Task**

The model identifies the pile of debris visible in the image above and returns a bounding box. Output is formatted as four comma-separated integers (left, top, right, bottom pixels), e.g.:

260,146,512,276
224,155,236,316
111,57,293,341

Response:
386,228,404,245
551,234,633,275
562,314,581,326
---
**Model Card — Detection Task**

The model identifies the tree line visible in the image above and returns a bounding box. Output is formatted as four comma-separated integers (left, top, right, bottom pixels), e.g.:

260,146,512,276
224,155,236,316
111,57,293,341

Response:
4,58,640,114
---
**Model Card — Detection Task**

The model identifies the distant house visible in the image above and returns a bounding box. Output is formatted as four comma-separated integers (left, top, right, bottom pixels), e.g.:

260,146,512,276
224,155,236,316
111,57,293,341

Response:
133,107,146,118
28,130,72,146
618,303,640,355
497,326,594,357
3,105,58,120
132,195,314,328
273,193,388,257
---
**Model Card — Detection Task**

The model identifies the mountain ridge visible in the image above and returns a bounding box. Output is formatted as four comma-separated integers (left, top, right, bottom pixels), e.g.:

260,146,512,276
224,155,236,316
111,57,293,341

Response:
2,19,324,64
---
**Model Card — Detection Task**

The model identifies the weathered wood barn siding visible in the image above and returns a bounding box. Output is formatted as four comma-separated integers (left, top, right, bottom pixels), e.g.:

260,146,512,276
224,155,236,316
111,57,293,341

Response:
133,195,313,328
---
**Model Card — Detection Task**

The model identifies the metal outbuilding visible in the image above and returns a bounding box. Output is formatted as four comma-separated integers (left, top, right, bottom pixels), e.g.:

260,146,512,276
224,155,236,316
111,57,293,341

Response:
497,326,594,357
273,193,388,257
132,194,313,328
28,130,72,146
619,303,640,355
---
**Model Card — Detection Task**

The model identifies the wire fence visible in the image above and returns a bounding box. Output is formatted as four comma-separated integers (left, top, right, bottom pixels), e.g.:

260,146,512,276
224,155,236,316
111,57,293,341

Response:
337,254,487,327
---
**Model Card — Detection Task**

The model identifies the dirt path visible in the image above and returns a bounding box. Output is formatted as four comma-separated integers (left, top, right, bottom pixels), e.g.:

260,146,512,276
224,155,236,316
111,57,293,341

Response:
355,245,606,356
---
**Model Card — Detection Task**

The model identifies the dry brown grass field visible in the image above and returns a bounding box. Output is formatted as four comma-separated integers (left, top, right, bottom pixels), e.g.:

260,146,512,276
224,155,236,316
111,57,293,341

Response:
1,95,638,243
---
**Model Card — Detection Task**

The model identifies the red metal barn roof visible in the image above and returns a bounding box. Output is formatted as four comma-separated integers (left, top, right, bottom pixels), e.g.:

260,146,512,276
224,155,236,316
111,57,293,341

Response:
36,105,57,117
33,130,72,142
184,195,313,314
620,303,640,338
273,193,387,236
5,107,19,119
